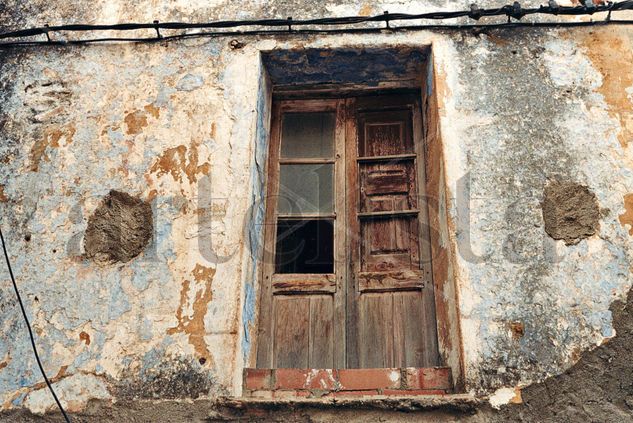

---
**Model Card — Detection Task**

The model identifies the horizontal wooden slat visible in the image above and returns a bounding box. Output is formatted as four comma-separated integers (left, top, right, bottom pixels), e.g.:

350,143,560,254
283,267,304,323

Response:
277,213,336,220
358,270,426,292
280,99,339,112
364,170,409,196
272,273,336,294
279,158,336,164
357,154,417,163
357,210,419,219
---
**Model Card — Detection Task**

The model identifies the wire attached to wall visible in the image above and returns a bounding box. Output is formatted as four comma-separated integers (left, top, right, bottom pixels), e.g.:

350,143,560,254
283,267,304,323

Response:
0,1,633,47
0,226,71,422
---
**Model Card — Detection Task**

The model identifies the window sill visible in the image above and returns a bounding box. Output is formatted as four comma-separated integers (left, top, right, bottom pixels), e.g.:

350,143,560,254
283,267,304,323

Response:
243,368,455,400
222,393,479,413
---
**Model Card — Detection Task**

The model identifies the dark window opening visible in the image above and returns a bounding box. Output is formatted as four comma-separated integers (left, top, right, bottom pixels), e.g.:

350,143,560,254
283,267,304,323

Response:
275,219,334,273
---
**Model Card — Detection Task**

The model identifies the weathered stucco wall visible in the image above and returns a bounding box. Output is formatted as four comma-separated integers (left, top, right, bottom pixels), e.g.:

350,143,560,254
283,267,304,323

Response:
1,0,633,419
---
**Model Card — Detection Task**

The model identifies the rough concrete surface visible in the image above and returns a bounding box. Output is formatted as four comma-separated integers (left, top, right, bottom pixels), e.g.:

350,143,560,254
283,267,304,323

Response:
84,190,153,264
542,181,601,245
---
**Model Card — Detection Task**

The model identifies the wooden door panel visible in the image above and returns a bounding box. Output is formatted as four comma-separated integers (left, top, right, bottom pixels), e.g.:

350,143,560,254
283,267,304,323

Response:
361,217,419,270
349,96,439,369
309,295,335,368
358,110,413,157
273,296,310,368
358,291,436,368
358,293,394,368
258,99,346,369
360,162,417,212
272,295,335,368
393,291,435,367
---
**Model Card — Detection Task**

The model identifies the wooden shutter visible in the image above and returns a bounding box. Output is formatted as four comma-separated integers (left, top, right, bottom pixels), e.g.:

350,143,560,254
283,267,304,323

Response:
346,94,439,368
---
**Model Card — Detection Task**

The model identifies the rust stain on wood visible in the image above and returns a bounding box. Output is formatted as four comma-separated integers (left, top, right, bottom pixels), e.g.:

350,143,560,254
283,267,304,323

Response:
618,193,633,235
167,264,216,363
579,29,633,148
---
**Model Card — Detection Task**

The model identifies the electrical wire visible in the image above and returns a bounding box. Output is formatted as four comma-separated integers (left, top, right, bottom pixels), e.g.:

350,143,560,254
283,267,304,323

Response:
0,1,632,47
0,226,71,422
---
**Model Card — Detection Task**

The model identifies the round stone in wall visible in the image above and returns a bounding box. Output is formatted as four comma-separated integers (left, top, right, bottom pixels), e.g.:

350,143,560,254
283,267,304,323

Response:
84,190,153,264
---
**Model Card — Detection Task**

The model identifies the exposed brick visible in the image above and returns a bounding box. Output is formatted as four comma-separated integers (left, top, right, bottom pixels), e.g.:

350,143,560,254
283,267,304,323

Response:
274,369,310,390
338,368,400,390
244,368,273,390
420,368,451,390
305,369,337,390
382,389,447,396
404,367,451,390
404,368,421,389
274,369,337,390
330,390,380,397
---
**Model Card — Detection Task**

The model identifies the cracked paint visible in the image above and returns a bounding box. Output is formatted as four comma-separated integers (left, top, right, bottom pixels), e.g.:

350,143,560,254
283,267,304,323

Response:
618,193,633,235
167,265,216,363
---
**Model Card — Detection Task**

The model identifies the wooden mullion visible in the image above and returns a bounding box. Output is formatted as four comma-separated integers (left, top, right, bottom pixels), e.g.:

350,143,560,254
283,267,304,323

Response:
357,153,416,163
333,99,347,368
279,158,336,165
272,273,336,294
256,103,282,369
413,92,441,367
277,213,336,220
357,210,419,219
280,98,338,113
344,97,360,369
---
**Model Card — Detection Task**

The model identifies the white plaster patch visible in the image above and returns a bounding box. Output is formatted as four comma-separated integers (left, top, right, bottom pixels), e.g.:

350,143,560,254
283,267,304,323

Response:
543,39,602,89
488,387,518,409
23,373,111,415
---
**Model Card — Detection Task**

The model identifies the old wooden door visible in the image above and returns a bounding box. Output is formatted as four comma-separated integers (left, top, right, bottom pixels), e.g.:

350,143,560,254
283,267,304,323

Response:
345,94,439,368
257,92,439,369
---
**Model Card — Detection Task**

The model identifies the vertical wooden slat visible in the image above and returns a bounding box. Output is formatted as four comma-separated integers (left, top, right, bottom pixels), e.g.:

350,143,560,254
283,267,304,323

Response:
273,296,309,368
413,99,433,276
359,293,394,368
309,296,334,368
398,290,439,367
345,97,360,368
392,292,406,368
413,96,440,367
256,103,282,368
333,99,347,368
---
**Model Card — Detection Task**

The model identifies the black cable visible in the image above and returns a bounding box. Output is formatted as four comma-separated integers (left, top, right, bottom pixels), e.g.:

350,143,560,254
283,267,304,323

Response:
0,0,630,47
1,19,633,48
0,226,71,422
